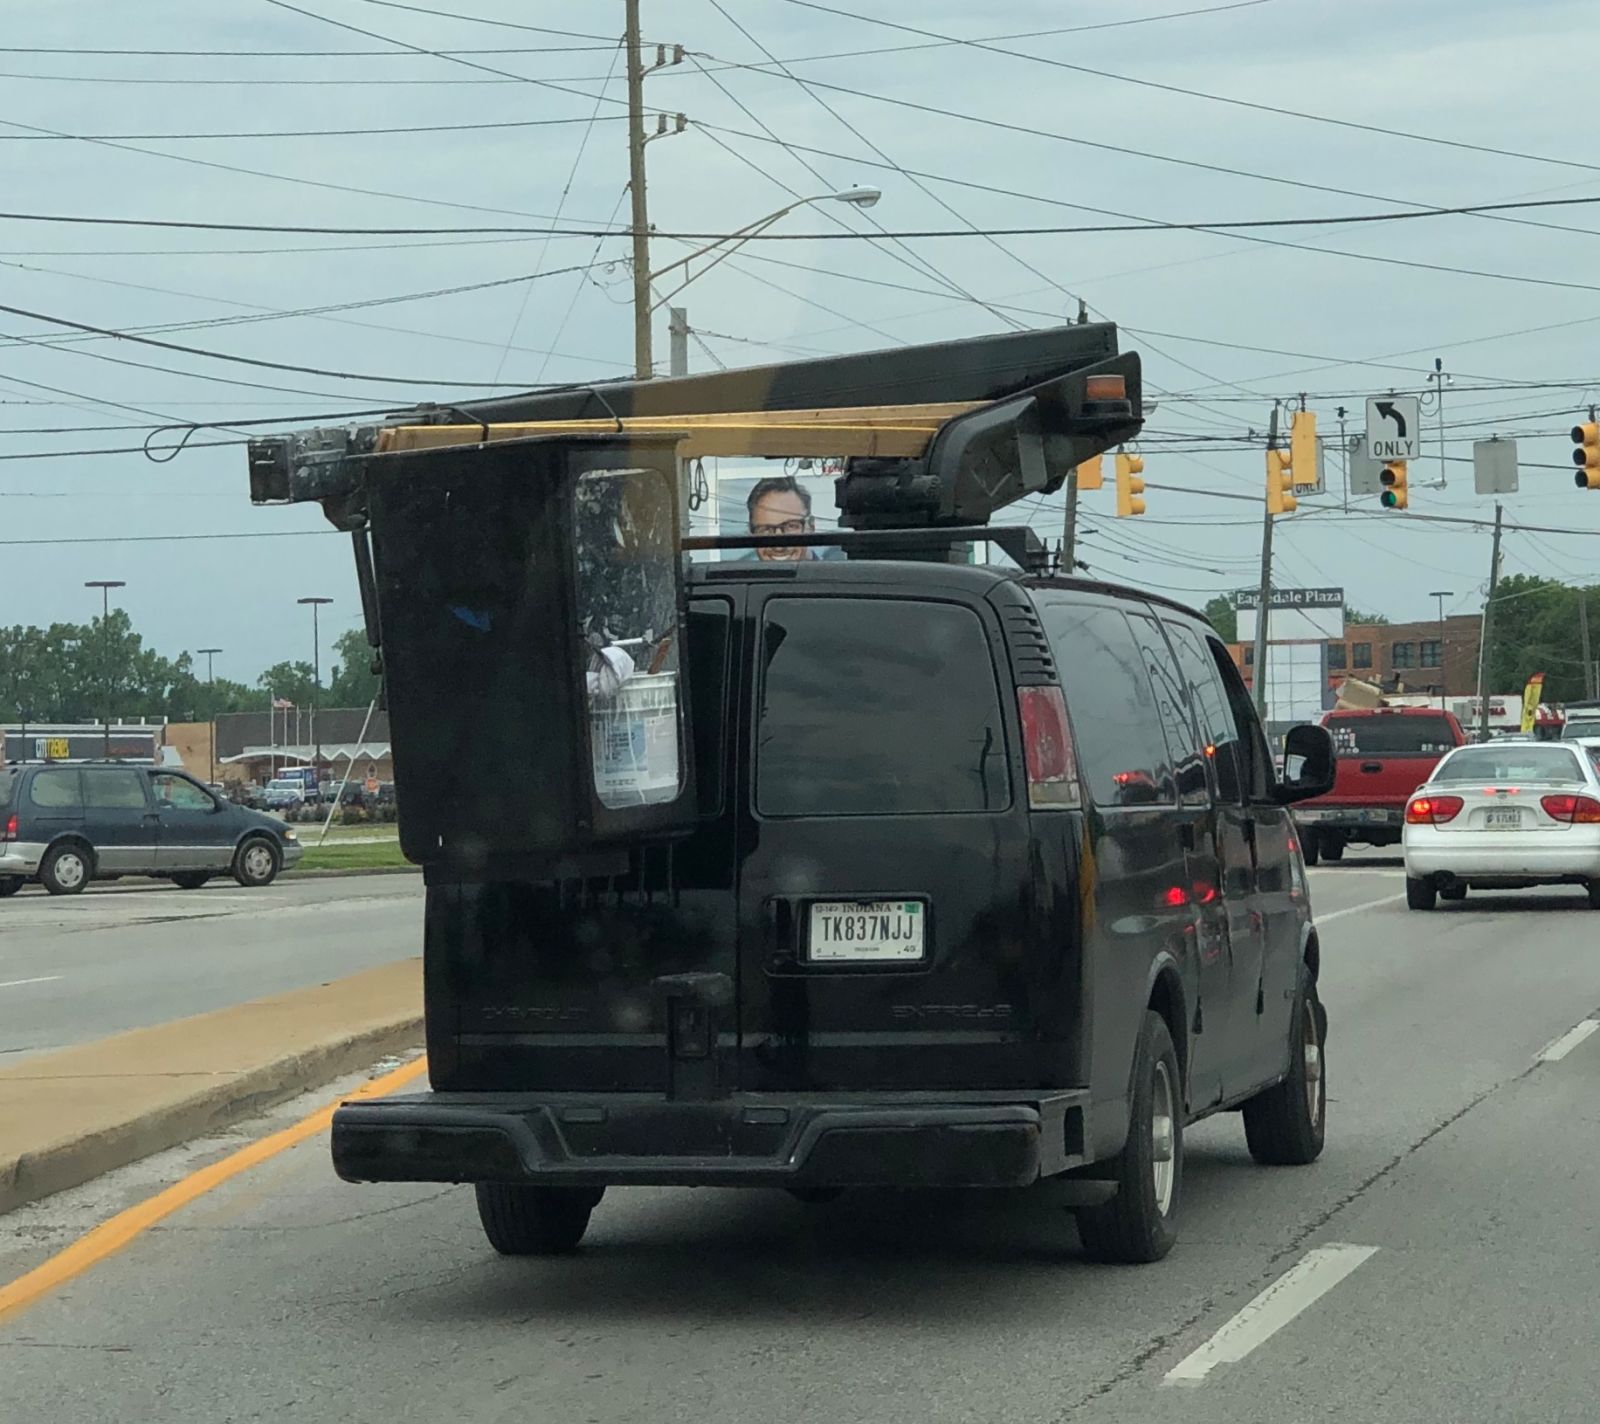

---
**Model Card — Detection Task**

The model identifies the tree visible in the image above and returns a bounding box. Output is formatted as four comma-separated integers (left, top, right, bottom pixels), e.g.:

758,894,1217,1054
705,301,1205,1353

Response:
1203,595,1238,642
327,627,380,708
256,660,318,709
1345,608,1390,625
1483,575,1600,705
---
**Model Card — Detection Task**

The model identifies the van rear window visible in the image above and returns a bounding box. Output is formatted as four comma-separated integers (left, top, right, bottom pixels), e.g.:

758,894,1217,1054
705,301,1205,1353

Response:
1326,715,1456,756
0,770,13,808
756,598,1009,817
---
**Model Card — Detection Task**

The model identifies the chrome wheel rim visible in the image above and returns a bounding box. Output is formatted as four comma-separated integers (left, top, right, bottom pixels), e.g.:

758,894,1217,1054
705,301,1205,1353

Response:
1303,1001,1323,1127
54,851,86,889
242,844,274,881
1151,1059,1176,1216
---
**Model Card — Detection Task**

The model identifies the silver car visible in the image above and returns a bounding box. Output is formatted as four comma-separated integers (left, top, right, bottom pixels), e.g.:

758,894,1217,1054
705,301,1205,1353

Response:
1402,741,1600,910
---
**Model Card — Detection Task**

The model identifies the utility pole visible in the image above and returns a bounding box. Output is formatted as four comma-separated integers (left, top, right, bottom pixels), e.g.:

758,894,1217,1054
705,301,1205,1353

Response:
1475,503,1503,742
625,0,652,380
1062,467,1080,573
1581,590,1596,700
668,306,689,377
1252,402,1281,720
199,646,222,785
1336,405,1349,514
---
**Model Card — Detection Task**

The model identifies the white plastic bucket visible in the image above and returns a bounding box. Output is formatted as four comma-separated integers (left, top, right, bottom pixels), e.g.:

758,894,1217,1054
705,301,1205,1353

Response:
590,671,681,807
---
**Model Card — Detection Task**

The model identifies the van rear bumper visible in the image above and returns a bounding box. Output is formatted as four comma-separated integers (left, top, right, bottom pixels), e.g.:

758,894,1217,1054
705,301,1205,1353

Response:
332,1090,1090,1189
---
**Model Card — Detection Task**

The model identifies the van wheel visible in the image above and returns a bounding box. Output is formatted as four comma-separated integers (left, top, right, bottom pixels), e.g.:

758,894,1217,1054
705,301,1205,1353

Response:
1241,966,1326,1166
1406,876,1436,911
475,1184,602,1256
1320,836,1345,862
0,876,22,898
171,872,210,890
1075,1011,1182,1264
233,836,280,888
40,843,91,896
1440,883,1467,902
1586,880,1600,910
1300,829,1321,866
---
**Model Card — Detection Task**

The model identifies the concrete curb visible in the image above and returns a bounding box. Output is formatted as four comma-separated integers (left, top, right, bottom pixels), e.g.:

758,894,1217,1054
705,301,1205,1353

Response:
290,865,420,879
0,962,422,1216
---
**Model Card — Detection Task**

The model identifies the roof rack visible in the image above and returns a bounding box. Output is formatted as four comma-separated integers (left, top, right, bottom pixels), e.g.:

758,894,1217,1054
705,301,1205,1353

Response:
246,323,1141,536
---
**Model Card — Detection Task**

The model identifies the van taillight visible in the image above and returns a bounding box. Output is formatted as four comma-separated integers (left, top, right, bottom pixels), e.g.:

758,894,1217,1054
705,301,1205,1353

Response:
1,813,15,842
1018,685,1081,810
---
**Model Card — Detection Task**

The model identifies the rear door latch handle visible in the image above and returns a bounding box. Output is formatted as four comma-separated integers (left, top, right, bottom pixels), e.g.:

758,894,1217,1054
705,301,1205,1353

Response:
1360,761,1383,773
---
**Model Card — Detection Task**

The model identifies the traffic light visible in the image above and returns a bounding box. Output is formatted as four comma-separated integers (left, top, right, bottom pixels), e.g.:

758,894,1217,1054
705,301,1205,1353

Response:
1266,448,1297,515
1115,451,1145,517
1573,422,1600,490
1379,460,1409,509
1076,454,1104,491
1289,410,1319,487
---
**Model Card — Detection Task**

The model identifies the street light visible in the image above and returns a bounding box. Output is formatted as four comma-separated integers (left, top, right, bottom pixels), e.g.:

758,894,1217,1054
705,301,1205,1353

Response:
1429,590,1454,713
643,187,884,374
85,579,126,758
198,647,222,784
297,598,332,782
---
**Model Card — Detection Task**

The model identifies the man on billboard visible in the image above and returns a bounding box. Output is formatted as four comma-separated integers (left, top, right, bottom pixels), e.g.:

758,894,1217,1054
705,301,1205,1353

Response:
741,476,844,562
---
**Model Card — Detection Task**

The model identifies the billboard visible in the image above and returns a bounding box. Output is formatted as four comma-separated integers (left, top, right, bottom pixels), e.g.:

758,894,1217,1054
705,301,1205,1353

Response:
707,466,848,563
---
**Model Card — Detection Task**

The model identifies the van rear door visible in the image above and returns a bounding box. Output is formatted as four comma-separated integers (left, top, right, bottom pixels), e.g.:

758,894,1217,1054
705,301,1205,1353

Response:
736,586,1035,1093
434,590,742,1092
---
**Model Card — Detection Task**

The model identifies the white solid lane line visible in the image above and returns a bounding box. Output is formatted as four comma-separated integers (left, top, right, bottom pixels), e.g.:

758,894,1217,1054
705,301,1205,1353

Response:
1164,1243,1379,1386
1313,894,1407,924
1537,1018,1600,1063
0,976,63,990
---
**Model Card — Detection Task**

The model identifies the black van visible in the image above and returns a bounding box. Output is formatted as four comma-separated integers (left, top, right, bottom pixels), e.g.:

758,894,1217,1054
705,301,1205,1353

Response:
332,559,1334,1263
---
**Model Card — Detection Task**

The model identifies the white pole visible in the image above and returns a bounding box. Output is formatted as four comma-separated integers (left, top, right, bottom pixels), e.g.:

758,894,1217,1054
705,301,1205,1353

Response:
317,695,378,846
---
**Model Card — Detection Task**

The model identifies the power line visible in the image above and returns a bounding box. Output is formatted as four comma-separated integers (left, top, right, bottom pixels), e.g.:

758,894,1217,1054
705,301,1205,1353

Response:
0,116,630,140
0,528,339,547
0,44,619,56
777,0,1600,180
345,0,616,40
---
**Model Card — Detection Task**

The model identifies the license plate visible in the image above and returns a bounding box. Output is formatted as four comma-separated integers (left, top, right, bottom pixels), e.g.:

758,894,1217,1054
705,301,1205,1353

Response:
1485,809,1522,828
808,900,925,963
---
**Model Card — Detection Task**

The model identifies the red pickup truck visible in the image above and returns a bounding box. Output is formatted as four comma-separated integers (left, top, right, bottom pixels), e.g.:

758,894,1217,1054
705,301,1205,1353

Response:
1293,707,1468,863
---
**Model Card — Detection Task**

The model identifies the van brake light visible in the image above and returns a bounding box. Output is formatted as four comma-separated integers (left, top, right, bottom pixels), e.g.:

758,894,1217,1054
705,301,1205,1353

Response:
1,812,15,842
1018,685,1081,810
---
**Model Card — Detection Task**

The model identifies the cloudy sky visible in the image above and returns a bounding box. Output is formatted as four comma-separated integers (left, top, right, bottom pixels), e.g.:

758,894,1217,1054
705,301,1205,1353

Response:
3,0,1597,684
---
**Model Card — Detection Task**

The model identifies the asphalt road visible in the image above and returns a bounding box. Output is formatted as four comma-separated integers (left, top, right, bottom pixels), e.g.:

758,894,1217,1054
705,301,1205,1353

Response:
4,852,1600,1423
0,874,423,1058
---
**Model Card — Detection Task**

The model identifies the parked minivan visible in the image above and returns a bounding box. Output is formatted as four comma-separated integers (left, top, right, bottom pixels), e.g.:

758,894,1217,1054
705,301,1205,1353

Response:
0,762,302,895
333,558,1336,1263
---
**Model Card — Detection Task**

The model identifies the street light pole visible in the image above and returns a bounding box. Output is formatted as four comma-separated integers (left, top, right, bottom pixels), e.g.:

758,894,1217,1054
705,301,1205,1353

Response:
1430,590,1454,714
297,598,332,783
198,647,222,784
85,579,126,757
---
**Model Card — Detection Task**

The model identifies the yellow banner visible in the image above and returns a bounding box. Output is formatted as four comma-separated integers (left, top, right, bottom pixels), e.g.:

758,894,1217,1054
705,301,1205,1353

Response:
1521,673,1545,734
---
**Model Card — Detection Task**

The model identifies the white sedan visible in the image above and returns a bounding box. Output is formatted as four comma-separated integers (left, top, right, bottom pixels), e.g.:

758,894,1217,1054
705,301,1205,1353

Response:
1403,741,1600,910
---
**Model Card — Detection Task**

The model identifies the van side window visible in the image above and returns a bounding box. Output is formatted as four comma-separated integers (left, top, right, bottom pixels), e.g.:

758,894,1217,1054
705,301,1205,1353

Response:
1128,615,1209,806
84,768,149,809
28,768,82,809
1039,602,1177,808
756,597,1009,817
687,598,732,817
1205,635,1273,802
1164,622,1245,804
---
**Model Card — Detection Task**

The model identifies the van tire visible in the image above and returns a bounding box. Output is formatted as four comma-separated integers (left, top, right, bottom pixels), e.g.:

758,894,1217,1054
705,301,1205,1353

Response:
1405,876,1436,911
1440,883,1467,902
475,1184,601,1255
40,843,92,896
0,876,22,898
1300,829,1321,866
1075,1011,1182,1264
233,836,280,888
171,872,210,890
1241,966,1326,1166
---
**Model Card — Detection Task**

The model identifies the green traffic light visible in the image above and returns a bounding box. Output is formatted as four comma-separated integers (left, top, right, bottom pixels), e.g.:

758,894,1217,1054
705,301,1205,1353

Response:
1380,491,1399,508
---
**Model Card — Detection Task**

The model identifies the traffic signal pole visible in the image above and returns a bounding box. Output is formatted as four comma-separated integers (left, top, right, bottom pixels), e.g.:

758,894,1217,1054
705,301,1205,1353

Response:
1252,401,1281,720
1475,502,1504,743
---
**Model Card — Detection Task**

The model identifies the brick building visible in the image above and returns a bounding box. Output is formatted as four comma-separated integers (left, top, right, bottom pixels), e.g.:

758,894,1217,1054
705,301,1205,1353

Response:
1232,613,1483,701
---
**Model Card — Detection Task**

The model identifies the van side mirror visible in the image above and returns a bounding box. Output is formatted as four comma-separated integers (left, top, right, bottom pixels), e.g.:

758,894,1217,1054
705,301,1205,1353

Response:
1274,724,1336,805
